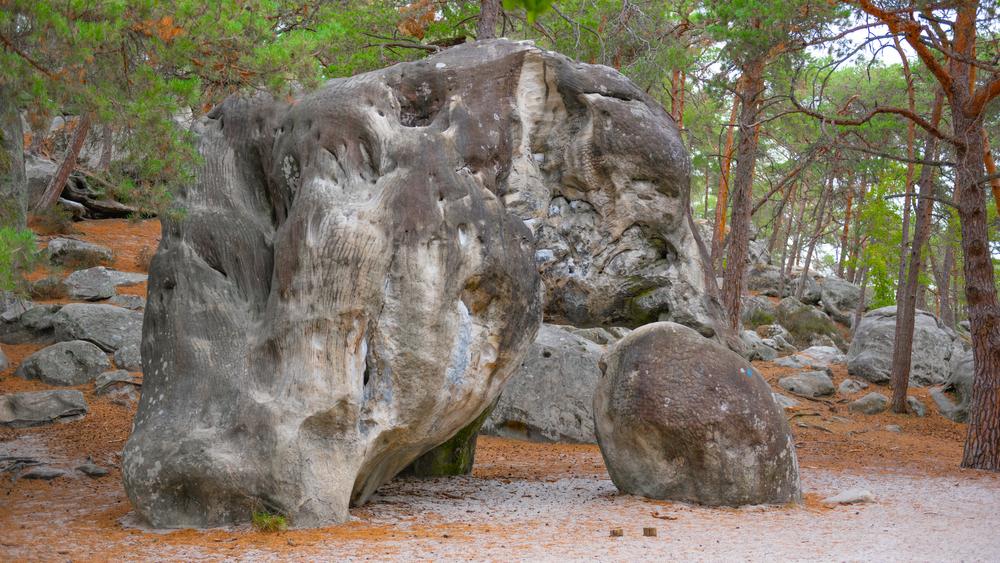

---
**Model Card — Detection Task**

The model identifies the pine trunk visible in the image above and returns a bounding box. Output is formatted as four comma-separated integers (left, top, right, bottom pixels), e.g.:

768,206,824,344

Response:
721,59,765,330
35,112,92,212
711,94,740,270
890,92,944,413
99,123,113,172
477,0,501,40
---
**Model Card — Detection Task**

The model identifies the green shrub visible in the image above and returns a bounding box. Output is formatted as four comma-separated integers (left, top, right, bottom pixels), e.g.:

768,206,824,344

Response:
0,227,40,294
251,511,288,533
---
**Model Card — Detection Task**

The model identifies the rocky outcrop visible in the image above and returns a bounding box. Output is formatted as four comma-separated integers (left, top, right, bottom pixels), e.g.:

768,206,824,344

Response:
0,390,88,428
15,340,111,386
123,40,731,529
482,324,603,443
819,276,864,325
594,322,800,506
847,306,957,386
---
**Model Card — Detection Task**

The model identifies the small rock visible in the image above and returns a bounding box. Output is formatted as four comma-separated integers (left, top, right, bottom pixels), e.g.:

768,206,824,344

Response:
849,392,889,415
76,463,109,478
94,370,141,395
774,346,845,370
772,393,800,410
885,424,902,433
741,330,778,361
0,390,88,428
109,295,146,310
63,267,148,302
907,396,927,417
46,238,113,267
822,489,876,505
778,371,835,398
15,340,111,386
0,345,8,371
838,379,868,395
20,466,67,480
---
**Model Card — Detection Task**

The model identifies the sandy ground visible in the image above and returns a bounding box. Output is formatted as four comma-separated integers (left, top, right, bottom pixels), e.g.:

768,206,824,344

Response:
2,219,999,561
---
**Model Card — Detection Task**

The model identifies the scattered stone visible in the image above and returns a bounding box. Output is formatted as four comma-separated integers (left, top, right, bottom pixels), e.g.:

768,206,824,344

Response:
774,346,845,370
20,466,67,480
594,322,801,506
46,238,113,267
822,489,876,505
15,340,111,386
76,462,109,478
0,345,8,372
483,324,603,443
113,342,142,372
772,393,800,410
778,371,835,398
741,330,778,361
52,303,142,352
742,295,777,328
906,396,927,417
109,294,146,310
885,424,902,433
847,306,956,386
849,392,889,415
0,390,88,428
94,370,141,395
838,379,868,395
776,297,839,347
1,303,61,345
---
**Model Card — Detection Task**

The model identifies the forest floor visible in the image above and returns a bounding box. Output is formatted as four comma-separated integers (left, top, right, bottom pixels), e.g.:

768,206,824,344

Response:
2,219,999,561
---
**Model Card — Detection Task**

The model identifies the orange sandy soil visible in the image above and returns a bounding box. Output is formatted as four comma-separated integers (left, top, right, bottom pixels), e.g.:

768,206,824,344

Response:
1,219,996,561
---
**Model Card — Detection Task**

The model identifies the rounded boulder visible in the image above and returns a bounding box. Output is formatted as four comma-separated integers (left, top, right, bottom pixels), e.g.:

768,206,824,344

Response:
593,322,801,506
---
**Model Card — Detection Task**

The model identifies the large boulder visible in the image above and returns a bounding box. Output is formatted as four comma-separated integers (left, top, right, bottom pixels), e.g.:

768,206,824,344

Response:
125,40,741,529
819,276,864,325
773,346,845,370
741,295,777,328
0,390,88,428
482,324,603,443
778,371,835,398
24,154,57,208
15,340,111,386
789,273,822,305
747,265,785,297
932,347,974,422
593,322,801,506
52,303,142,353
0,303,61,345
776,297,839,347
741,330,778,361
847,306,956,386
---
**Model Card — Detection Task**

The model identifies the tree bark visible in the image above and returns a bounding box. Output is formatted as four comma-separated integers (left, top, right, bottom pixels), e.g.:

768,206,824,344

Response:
711,93,740,271
852,264,869,337
99,123,113,172
983,133,1000,215
477,0,501,40
0,84,27,229
890,90,944,414
35,112,93,213
836,178,854,278
796,179,831,301
721,57,765,330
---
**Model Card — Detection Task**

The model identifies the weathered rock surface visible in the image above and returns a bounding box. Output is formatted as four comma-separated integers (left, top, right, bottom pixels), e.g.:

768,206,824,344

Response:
932,347,973,422
819,276,864,325
15,340,111,386
0,390,88,428
773,346,845,370
837,378,868,395
594,322,801,506
63,267,147,301
1,303,60,345
741,330,778,361
482,324,603,443
907,396,927,417
790,274,822,305
772,393,800,410
822,489,875,505
742,295,777,328
119,41,721,528
776,297,839,347
94,369,142,395
77,462,110,478
847,307,956,386
756,324,796,354
52,303,142,352
778,371,834,398
109,294,146,310
849,392,889,415
20,466,67,480
747,265,785,297
46,238,113,267
113,342,142,372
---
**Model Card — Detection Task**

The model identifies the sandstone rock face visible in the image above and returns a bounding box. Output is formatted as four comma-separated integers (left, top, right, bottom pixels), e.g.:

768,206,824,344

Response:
52,303,142,353
847,306,956,386
15,340,111,386
46,238,113,267
849,392,889,415
819,276,864,325
778,371,834,398
121,40,736,528
776,297,839,347
63,267,147,301
594,322,800,506
482,324,604,443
